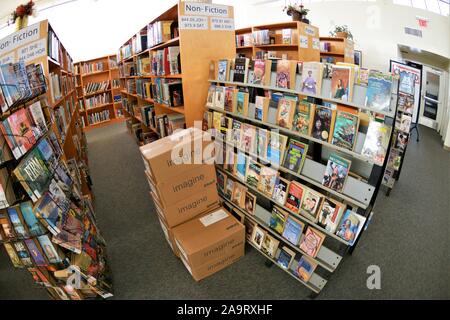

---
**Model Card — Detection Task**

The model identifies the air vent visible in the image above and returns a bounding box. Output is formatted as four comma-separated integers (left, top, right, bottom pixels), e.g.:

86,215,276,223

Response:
405,27,423,37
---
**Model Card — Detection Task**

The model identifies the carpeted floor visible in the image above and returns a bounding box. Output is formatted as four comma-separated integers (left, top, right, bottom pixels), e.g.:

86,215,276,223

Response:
1,122,449,299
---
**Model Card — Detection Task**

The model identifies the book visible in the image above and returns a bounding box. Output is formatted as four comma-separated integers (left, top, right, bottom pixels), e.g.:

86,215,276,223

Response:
217,59,230,82
365,70,393,112
296,256,318,282
235,151,248,182
251,59,271,86
292,101,314,136
258,166,278,197
250,225,266,249
311,106,335,142
272,177,289,206
240,124,256,154
246,160,261,189
300,188,323,221
231,119,242,148
276,98,296,129
254,96,270,122
7,206,29,238
34,192,64,235
277,246,296,269
399,70,415,96
336,209,367,245
244,191,257,215
331,111,359,150
235,91,249,117
397,113,412,133
383,167,396,188
267,132,288,167
233,57,250,83
232,182,247,208
282,216,305,246
4,243,22,268
282,139,308,173
205,85,216,108
224,87,236,113
331,66,354,101
356,68,370,86
24,239,48,267
299,227,325,258
213,86,225,109
224,149,235,173
28,100,47,135
322,154,351,192
361,121,392,166
261,234,279,258
0,214,15,239
301,62,323,95
282,28,293,44
216,170,226,194
387,148,402,171
317,198,346,233
14,241,33,267
395,131,409,151
1,108,37,159
269,206,288,235
224,178,234,201
397,93,414,115
285,181,305,213
256,128,269,160
276,60,296,90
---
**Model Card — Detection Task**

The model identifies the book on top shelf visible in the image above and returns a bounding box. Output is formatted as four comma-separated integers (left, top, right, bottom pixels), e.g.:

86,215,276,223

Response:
233,57,250,83
336,209,366,245
361,120,391,166
282,139,308,174
251,59,272,86
331,65,354,102
296,255,318,282
365,70,393,112
311,105,335,143
282,215,305,246
276,60,296,90
300,62,323,95
292,101,314,136
317,198,346,233
299,226,325,258
331,110,359,151
322,154,351,193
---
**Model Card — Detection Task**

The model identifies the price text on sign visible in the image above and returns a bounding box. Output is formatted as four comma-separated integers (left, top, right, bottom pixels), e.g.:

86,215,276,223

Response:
184,2,229,17
210,18,234,31
180,16,209,30
18,39,46,63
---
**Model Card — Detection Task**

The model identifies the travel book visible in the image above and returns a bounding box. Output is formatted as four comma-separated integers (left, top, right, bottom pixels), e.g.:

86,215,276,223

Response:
296,255,318,282
361,121,391,166
300,62,323,95
217,59,230,82
240,124,256,154
317,198,346,233
267,132,288,167
233,57,250,83
34,192,64,235
246,160,261,189
311,106,335,142
282,216,305,246
365,70,393,112
269,206,288,235
276,98,296,129
331,110,359,150
276,60,296,90
330,66,354,101
251,225,266,249
236,91,249,117
282,139,308,173
261,234,279,258
292,101,314,136
235,151,248,182
284,181,305,214
244,192,257,215
336,209,367,245
254,96,270,122
251,59,272,86
272,176,289,206
299,227,325,258
258,166,278,197
300,188,323,221
322,154,351,192
277,246,296,270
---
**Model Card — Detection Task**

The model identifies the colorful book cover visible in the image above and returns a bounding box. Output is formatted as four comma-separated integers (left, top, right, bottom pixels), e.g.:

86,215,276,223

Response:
292,101,313,135
34,192,63,235
269,206,288,235
214,86,225,109
387,148,402,171
356,68,369,86
300,189,322,220
282,216,305,245
224,87,235,112
277,246,295,269
365,70,393,112
252,59,268,85
14,241,33,267
258,166,278,197
272,177,289,206
0,216,15,239
322,154,351,192
282,139,308,173
336,209,366,245
398,71,415,96
361,121,391,166
276,60,291,89
28,101,47,134
225,149,235,173
254,96,269,122
246,161,261,189
231,119,242,148
397,93,414,115
4,243,22,267
312,106,334,142
277,98,296,129
382,167,396,188
7,206,29,238
217,59,229,82
37,234,62,264
5,108,37,157
256,128,268,160
285,181,305,213
216,170,226,194
267,132,287,167
232,183,247,208
206,85,216,107
235,151,248,181
299,227,325,258
236,91,248,117
301,62,323,95
331,66,352,101
251,225,266,249
24,239,47,266
397,114,412,133
317,198,346,233
331,111,359,150
296,255,318,282
233,57,249,83
240,124,256,154
395,131,409,151
261,235,279,258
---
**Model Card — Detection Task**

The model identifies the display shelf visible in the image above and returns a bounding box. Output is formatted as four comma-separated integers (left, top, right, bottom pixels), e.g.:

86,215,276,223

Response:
83,89,111,98
81,69,110,77
84,103,114,112
149,37,180,52
319,37,354,64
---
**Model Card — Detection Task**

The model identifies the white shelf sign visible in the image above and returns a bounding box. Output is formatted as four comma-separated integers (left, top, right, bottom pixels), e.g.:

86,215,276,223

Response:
180,15,209,30
18,38,46,63
184,2,229,17
0,22,40,56
210,17,234,31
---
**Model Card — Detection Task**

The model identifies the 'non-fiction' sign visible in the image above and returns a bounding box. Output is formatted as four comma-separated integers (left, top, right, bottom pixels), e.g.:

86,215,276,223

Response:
0,22,40,56
184,2,229,17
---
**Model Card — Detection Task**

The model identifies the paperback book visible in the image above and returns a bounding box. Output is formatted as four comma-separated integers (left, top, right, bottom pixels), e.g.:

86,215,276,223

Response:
292,101,314,136
251,225,265,249
276,60,296,90
282,139,308,173
272,177,289,206
240,124,256,154
217,59,230,82
267,132,287,167
300,62,323,95
322,154,351,192
244,192,257,215
336,209,366,245
397,93,414,115
235,151,248,182
299,188,323,221
296,255,318,282
233,57,250,83
256,128,269,160
258,166,278,197
277,246,296,269
236,91,249,117
246,160,261,189
261,235,279,258
331,111,359,150
317,198,346,233
331,66,354,101
276,98,296,129
285,181,305,213
282,216,305,246
361,121,391,166
254,96,270,122
269,206,288,235
365,70,393,112
311,106,335,142
299,227,325,258
251,59,271,86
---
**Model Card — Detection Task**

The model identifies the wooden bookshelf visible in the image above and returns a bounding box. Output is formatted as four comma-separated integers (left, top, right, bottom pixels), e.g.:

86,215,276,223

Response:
235,22,320,61
319,37,354,64
118,1,236,141
74,54,123,130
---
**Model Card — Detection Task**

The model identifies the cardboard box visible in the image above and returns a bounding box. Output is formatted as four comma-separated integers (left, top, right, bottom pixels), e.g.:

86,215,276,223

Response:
156,214,179,258
172,207,245,269
145,165,217,206
150,186,220,228
139,127,214,183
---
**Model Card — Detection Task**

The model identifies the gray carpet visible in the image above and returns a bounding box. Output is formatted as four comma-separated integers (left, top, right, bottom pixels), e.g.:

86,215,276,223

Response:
0,123,449,299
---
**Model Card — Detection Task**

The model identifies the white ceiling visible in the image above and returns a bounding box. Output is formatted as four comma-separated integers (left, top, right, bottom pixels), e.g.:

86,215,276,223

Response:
0,0,63,25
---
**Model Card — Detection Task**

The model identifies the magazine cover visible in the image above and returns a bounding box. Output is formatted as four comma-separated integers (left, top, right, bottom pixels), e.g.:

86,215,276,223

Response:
335,209,366,245
311,106,333,142
331,66,352,101
272,177,289,206
365,70,393,112
20,201,46,237
282,139,308,173
299,227,325,258
6,108,37,157
361,121,391,165
322,154,351,192
301,62,323,95
292,101,313,135
331,111,359,150
317,198,346,233
282,216,305,246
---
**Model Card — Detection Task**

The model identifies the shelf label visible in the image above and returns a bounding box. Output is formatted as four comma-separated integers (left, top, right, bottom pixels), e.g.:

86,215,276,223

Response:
0,22,40,56
18,38,46,63
304,26,316,36
312,37,320,50
184,2,229,17
300,35,308,48
210,17,234,31
180,15,209,30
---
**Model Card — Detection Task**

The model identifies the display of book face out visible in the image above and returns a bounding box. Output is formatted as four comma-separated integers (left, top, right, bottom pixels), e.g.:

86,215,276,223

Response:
322,154,351,193
276,60,296,90
300,62,323,95
282,139,308,174
335,210,366,245
365,70,393,112
330,66,354,102
276,246,296,270
331,110,359,151
311,106,335,142
261,234,279,258
361,121,391,166
296,255,317,282
299,227,325,258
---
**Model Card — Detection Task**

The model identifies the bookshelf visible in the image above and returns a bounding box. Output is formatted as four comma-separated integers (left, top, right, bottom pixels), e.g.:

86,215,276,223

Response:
118,1,236,142
74,54,124,130
319,37,354,64
235,22,320,61
0,20,112,300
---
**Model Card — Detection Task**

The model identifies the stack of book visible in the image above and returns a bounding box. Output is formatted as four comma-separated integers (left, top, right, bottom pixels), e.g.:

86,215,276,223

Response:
147,20,178,48
88,110,110,125
152,79,183,107
83,81,109,95
85,92,111,109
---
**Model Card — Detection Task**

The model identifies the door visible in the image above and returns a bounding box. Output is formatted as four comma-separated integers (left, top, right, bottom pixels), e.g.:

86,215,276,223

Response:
419,67,446,129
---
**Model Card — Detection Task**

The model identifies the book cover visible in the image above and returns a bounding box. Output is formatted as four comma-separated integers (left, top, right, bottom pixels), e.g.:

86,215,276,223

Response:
276,60,295,89
336,209,366,245
216,170,226,195
7,206,29,238
232,182,247,208
0,215,15,239
397,114,412,133
261,234,279,258
299,227,325,258
24,239,48,266
292,101,314,136
331,111,359,150
267,132,287,167
240,124,256,154
395,131,409,151
235,151,248,182
244,219,256,241
258,166,278,197
6,108,37,157
397,93,414,115
224,87,235,113
4,243,22,268
331,66,353,101
246,160,261,189
277,246,295,269
301,62,323,95
296,255,318,282
251,225,266,249
244,191,257,215
252,59,271,86
387,148,402,171
269,206,288,235
256,128,268,160
365,70,393,112
225,149,235,173
233,57,249,83
206,85,216,107
282,139,308,173
224,178,234,200
399,71,415,96
282,216,305,246
236,91,249,117
34,192,63,235
317,198,346,233
254,96,269,122
231,119,242,148
300,188,323,220
272,177,289,206
356,68,369,86
285,181,305,213
311,106,334,142
361,121,391,165
214,86,225,109
383,167,396,188
276,98,296,129
322,154,351,192
28,101,47,135
217,59,229,81
14,241,33,267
